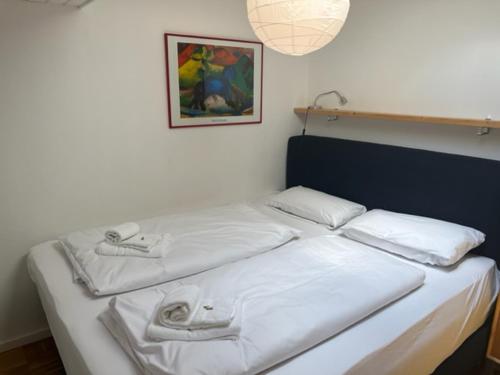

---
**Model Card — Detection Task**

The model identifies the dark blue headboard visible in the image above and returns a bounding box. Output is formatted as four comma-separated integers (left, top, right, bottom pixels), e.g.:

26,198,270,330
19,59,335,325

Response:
287,135,500,263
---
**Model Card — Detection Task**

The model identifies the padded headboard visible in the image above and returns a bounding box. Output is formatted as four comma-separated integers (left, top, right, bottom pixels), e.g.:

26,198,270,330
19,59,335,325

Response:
287,135,500,263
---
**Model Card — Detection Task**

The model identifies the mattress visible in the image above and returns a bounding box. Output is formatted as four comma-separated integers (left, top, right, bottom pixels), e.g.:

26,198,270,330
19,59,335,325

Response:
28,203,499,375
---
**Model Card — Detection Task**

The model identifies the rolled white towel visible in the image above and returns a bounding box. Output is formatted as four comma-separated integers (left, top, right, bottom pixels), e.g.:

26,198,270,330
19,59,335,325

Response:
158,285,200,324
162,297,238,330
105,223,140,244
157,285,237,329
96,235,172,258
147,288,242,341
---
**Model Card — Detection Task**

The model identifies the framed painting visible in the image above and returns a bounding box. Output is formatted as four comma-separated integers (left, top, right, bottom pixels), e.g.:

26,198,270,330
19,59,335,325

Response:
165,33,263,128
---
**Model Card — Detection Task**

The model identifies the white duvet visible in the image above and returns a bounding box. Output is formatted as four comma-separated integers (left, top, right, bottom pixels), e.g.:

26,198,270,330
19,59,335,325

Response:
61,204,300,295
100,235,425,375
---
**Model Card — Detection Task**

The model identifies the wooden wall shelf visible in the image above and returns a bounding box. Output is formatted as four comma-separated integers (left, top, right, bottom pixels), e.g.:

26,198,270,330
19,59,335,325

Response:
293,107,500,129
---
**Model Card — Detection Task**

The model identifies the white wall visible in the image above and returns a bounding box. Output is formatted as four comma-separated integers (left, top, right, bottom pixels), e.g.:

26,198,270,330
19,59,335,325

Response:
306,0,500,160
0,0,308,346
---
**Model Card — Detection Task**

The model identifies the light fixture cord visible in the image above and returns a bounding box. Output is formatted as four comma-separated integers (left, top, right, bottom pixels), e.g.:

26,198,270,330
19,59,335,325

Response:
302,107,311,136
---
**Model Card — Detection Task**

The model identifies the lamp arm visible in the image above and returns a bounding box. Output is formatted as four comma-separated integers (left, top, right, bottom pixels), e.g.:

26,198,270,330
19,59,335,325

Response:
310,90,348,109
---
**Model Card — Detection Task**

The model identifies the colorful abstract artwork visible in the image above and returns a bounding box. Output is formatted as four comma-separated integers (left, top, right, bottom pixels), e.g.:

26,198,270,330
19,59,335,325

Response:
165,34,263,128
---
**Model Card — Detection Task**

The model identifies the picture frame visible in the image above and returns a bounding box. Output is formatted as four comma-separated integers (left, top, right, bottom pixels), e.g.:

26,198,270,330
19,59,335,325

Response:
164,33,263,129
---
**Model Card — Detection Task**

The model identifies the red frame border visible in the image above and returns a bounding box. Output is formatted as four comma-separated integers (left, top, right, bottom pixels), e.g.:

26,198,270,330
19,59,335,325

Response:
164,33,264,129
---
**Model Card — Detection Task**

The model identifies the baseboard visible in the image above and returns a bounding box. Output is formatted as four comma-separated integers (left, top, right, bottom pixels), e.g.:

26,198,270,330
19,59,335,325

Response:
0,327,51,353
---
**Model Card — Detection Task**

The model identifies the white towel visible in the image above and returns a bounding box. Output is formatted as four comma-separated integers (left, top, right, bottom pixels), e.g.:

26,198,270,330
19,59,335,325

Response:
118,234,162,252
96,235,172,258
105,223,140,244
147,315,241,342
161,297,238,330
147,293,241,342
157,285,200,324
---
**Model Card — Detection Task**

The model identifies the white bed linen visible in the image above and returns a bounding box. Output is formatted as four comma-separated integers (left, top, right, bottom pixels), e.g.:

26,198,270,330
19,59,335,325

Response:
100,235,425,375
61,204,300,295
28,203,499,375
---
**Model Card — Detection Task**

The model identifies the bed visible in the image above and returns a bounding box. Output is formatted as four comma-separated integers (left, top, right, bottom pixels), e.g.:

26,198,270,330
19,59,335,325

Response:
28,135,500,374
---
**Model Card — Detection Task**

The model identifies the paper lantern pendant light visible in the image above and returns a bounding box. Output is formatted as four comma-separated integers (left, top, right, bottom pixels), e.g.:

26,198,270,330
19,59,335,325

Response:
247,0,350,56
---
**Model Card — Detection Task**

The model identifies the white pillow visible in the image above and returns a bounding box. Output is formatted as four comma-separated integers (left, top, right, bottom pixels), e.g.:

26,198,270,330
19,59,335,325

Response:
341,209,485,266
267,186,366,229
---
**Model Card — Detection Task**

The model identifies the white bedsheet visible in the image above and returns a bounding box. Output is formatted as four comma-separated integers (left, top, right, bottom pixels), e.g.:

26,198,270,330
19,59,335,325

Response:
61,204,300,295
101,235,425,375
28,203,499,375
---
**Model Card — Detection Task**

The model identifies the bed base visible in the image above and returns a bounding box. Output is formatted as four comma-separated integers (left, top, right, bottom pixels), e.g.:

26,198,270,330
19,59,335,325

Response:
434,307,493,374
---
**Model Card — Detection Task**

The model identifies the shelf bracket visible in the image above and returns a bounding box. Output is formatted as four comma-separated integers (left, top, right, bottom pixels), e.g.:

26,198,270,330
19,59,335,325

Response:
477,127,490,136
477,117,492,136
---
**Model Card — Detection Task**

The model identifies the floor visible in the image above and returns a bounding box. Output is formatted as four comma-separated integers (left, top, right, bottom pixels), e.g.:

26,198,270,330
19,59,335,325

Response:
0,338,65,375
484,360,500,375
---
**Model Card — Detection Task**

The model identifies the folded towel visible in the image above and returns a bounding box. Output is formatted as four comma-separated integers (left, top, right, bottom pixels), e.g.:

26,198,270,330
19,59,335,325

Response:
161,296,238,330
96,235,172,258
118,233,163,252
105,223,140,244
157,285,200,324
147,295,242,342
147,316,241,342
